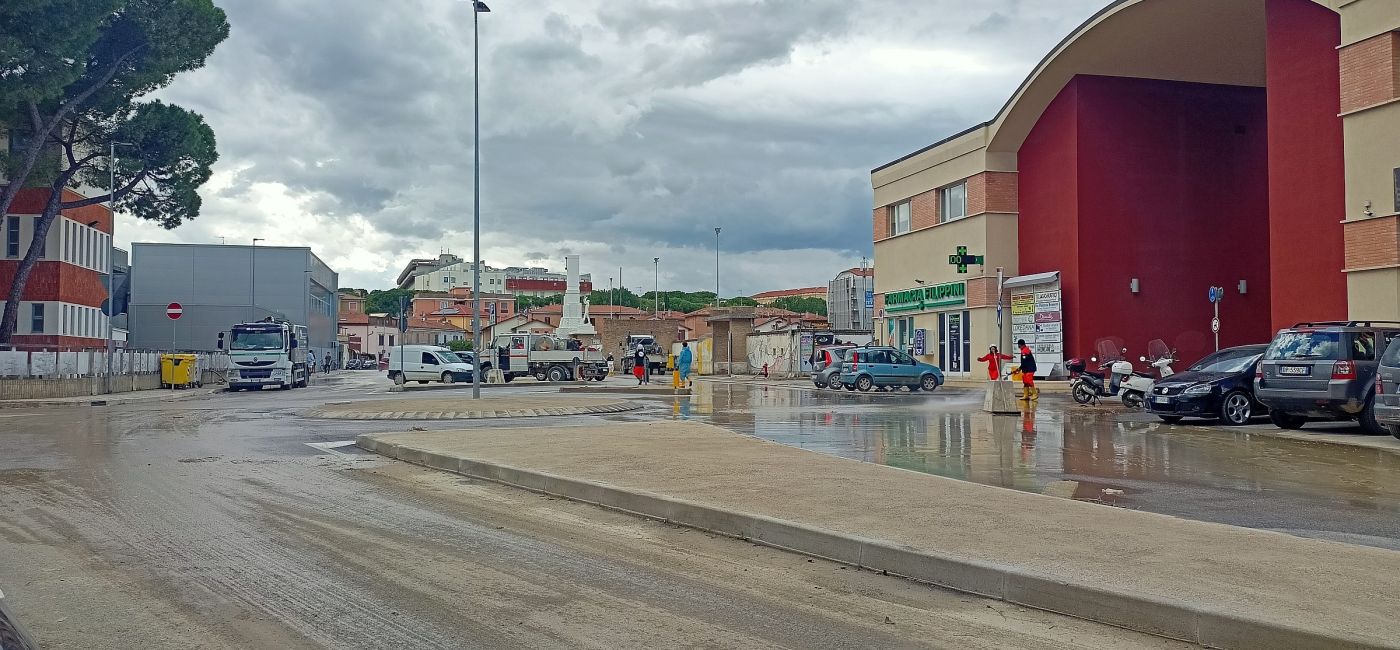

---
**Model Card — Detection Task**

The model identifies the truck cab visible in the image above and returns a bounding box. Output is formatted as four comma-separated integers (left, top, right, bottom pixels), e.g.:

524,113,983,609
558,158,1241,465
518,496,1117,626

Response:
622,335,666,376
221,319,310,391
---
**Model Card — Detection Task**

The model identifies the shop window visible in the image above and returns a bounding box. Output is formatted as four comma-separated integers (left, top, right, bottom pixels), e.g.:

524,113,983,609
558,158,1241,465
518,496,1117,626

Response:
30,304,45,334
940,182,967,223
887,201,911,236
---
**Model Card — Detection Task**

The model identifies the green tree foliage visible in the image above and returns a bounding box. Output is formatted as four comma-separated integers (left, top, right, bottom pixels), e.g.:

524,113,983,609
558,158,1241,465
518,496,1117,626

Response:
0,0,230,343
723,297,759,307
447,340,473,352
769,296,828,316
364,288,417,316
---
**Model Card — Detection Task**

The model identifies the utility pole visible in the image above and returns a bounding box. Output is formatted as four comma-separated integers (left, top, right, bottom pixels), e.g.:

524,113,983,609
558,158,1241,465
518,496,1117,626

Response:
715,227,721,308
652,257,660,317
469,0,491,399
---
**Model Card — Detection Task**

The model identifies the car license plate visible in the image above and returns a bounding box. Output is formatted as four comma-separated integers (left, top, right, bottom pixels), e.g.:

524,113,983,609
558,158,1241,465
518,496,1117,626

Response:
1279,366,1311,376
1151,396,1169,405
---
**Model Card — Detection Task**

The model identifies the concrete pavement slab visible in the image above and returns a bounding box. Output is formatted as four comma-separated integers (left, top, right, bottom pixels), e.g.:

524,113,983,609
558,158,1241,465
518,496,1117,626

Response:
359,422,1400,649
305,395,639,420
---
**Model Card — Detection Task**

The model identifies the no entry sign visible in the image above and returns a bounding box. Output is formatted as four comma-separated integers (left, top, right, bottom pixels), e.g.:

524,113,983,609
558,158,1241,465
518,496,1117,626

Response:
166,302,183,320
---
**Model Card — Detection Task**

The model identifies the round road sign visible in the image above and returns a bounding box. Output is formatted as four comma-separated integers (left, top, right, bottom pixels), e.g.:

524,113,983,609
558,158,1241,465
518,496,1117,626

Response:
1211,317,1221,334
166,302,184,320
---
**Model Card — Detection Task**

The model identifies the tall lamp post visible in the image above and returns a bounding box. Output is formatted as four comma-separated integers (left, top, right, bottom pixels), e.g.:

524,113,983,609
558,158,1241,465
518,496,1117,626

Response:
105,141,135,394
469,0,491,400
714,227,721,308
251,238,264,322
652,257,660,318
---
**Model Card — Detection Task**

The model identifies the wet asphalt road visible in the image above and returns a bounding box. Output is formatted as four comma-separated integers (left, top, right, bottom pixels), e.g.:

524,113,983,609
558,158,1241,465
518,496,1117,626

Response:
0,372,1185,649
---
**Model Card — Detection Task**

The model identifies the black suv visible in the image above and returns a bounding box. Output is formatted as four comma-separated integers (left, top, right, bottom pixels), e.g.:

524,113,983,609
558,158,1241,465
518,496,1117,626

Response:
1254,321,1400,434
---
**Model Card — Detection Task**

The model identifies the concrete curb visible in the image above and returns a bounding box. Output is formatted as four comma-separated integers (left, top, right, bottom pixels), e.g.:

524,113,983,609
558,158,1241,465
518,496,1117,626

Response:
0,387,224,410
357,434,1387,650
307,400,640,421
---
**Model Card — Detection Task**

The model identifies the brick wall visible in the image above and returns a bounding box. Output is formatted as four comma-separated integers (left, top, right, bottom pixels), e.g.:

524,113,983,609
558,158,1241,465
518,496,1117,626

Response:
872,207,887,241
1344,215,1400,270
594,317,685,361
968,172,1019,216
875,188,940,242
1340,31,1400,113
965,277,1005,309
0,261,107,306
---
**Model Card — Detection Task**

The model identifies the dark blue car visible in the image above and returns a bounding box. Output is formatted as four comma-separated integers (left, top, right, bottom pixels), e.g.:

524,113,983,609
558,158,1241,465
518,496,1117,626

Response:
1145,344,1269,425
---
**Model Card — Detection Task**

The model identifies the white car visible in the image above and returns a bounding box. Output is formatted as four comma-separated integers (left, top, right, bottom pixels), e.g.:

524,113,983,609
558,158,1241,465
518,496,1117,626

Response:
387,345,475,385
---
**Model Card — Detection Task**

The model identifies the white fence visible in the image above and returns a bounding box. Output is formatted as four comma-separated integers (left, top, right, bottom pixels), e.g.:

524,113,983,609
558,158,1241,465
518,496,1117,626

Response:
0,349,230,379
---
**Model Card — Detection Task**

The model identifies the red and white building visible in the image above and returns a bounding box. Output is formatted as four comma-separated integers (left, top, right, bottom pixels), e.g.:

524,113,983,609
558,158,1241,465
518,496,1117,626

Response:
1,187,115,349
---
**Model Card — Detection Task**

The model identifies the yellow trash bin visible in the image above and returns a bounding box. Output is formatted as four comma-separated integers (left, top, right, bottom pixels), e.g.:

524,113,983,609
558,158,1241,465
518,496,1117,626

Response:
161,354,200,389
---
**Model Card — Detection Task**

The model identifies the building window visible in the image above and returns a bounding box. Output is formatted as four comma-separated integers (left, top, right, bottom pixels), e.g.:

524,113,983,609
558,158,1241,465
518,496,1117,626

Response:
887,201,911,236
389,335,395,347
30,304,44,334
940,182,967,223
378,334,385,346
5,217,18,257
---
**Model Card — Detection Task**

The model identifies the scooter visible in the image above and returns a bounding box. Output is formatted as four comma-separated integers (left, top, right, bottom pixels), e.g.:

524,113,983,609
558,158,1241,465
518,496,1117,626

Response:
1068,352,1135,406
1119,341,1177,409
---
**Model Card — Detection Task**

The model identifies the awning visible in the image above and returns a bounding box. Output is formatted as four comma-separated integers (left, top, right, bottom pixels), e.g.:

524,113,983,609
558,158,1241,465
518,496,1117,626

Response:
1003,271,1060,289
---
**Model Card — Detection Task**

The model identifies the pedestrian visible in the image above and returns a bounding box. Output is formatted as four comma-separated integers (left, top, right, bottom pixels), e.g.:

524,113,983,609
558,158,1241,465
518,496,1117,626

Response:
678,341,693,387
977,345,1013,381
1017,339,1039,400
633,344,648,385
607,354,615,376
306,350,317,376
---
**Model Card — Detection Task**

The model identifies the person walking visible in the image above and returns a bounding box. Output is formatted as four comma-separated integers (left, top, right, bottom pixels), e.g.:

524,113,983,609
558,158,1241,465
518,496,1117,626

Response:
678,341,694,388
633,344,648,385
1017,339,1039,400
977,345,1013,381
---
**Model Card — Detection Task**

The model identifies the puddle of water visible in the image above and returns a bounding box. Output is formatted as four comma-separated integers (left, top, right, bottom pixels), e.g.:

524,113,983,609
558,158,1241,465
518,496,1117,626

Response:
666,382,1400,549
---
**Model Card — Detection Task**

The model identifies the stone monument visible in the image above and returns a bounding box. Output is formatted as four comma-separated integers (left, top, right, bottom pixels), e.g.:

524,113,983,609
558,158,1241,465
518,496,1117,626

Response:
553,255,597,339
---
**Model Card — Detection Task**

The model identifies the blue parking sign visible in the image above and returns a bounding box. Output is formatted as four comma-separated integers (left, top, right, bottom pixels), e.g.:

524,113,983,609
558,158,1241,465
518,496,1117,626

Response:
865,290,874,309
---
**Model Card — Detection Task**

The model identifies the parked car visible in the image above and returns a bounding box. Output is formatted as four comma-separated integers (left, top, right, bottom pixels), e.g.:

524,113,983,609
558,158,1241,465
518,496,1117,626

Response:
1254,321,1400,434
838,346,944,392
1370,337,1400,440
1145,344,1268,425
811,345,855,389
387,345,476,385
0,587,38,650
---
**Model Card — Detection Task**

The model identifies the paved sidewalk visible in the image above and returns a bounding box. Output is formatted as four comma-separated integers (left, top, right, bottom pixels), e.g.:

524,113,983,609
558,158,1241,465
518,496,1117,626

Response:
0,386,223,409
360,422,1400,650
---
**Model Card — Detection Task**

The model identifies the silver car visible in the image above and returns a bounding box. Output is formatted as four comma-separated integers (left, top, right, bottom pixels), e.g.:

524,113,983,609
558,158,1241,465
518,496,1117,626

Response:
1373,337,1400,440
811,346,855,389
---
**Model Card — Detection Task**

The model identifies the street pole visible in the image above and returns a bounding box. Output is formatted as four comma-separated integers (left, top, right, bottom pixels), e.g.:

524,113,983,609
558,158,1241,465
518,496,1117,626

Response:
251,238,263,322
714,227,721,308
653,257,659,317
996,266,1005,358
470,0,490,399
106,142,115,394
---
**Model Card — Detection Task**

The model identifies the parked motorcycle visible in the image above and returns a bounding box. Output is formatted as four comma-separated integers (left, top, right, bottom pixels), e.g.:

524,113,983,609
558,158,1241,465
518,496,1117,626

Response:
1120,339,1177,409
1071,340,1178,408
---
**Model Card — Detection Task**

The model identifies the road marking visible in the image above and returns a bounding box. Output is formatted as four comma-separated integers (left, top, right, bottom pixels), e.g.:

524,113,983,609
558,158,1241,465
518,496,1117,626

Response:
0,414,35,418
305,440,361,457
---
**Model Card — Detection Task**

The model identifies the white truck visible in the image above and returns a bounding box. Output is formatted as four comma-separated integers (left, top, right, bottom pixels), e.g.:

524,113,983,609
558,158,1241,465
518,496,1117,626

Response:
484,333,608,382
620,334,666,376
219,318,310,391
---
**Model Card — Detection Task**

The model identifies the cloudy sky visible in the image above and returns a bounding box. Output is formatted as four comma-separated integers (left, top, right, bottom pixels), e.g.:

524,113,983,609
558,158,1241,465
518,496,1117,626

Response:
122,0,1107,294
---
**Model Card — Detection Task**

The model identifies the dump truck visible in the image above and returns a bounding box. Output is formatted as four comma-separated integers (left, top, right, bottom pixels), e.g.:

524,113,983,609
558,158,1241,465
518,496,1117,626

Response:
219,318,310,391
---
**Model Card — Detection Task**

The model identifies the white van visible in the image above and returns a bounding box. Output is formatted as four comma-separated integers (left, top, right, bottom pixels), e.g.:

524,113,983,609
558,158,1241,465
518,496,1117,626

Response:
387,345,475,385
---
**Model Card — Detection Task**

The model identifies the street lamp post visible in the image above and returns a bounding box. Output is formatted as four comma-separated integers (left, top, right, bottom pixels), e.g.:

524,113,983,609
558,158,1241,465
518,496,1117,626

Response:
652,257,659,317
714,227,721,308
104,141,135,394
469,0,491,400
251,238,264,322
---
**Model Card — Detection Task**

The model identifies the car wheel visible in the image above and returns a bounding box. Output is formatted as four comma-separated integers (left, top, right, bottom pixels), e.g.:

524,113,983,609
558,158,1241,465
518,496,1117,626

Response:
1218,391,1252,426
504,374,514,383
921,374,939,391
441,372,454,385
392,372,405,386
829,381,845,391
813,377,827,389
1360,396,1386,435
280,382,291,391
856,376,874,392
1269,410,1306,430
1158,415,1184,424
547,366,568,382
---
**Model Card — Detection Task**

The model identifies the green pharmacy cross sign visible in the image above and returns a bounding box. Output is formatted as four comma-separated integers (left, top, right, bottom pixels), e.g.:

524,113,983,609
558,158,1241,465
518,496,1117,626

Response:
948,246,985,274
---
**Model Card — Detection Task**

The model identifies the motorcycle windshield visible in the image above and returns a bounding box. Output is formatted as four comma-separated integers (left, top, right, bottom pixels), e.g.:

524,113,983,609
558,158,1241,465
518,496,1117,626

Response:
1094,339,1124,362
1147,338,1171,362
